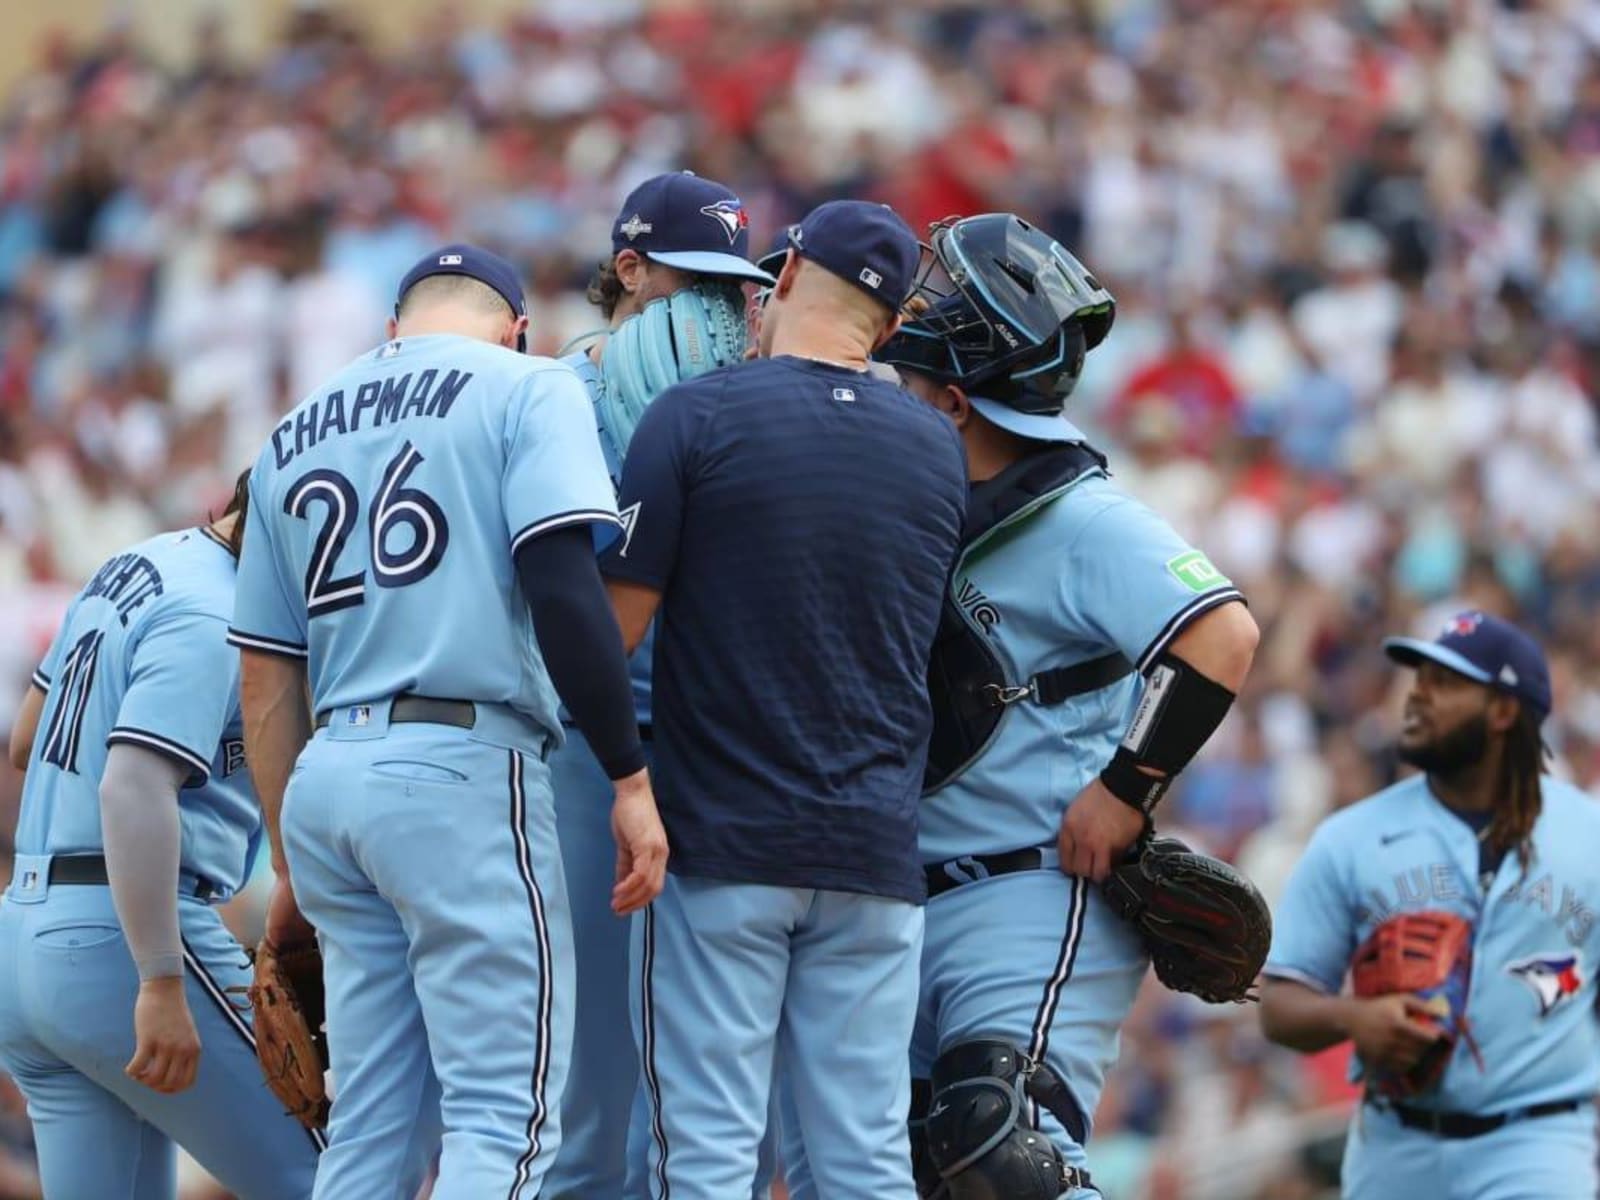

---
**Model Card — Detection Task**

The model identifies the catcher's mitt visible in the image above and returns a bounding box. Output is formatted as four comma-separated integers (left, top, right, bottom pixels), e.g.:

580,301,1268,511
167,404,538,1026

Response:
1351,910,1477,1097
1101,835,1271,1004
248,939,330,1129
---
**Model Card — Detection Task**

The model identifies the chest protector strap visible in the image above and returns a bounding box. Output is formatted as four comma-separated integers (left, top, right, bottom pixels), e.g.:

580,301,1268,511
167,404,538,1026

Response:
925,443,1132,793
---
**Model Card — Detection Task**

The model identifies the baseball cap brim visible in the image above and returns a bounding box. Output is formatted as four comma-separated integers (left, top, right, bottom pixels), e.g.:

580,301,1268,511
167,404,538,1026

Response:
646,249,775,285
970,396,1089,444
1382,638,1496,686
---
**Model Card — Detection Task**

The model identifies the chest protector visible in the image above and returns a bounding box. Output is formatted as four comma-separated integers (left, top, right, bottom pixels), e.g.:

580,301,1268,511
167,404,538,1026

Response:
925,443,1134,793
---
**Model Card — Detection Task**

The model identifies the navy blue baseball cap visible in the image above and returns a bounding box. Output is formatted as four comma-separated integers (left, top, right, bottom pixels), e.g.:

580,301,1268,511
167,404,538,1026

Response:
1384,611,1552,718
611,172,774,285
396,243,528,351
788,200,921,308
756,225,795,279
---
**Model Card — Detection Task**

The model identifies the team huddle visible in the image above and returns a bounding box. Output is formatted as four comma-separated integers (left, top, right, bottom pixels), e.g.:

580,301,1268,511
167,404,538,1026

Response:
0,169,1594,1200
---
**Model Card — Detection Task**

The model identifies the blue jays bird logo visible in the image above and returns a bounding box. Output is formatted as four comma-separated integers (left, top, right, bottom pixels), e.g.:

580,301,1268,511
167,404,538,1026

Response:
700,200,749,245
1442,612,1484,638
1507,953,1584,1017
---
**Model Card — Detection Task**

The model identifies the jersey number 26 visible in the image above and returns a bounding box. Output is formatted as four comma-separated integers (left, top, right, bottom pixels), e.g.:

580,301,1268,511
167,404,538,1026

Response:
286,441,450,618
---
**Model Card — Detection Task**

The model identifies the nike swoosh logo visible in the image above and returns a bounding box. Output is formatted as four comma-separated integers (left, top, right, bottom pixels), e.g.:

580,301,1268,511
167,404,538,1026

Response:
1379,831,1416,846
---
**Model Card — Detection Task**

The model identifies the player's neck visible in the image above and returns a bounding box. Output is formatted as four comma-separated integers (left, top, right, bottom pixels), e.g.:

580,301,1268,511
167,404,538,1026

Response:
1426,748,1505,815
769,311,871,372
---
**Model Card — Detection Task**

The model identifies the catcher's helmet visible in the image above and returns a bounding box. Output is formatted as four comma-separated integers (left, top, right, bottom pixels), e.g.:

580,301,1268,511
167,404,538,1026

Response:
878,214,1114,439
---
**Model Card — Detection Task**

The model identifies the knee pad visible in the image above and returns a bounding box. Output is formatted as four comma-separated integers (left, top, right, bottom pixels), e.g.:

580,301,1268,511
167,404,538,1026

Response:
919,1040,1091,1200
909,1077,940,1197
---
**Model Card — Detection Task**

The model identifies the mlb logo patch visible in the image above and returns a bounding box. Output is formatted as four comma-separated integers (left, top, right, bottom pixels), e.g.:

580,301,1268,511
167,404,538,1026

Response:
347,705,372,727
438,253,463,266
833,387,856,403
859,267,883,290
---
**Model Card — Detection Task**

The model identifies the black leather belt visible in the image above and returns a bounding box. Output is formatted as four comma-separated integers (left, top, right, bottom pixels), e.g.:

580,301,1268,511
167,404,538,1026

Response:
1372,1096,1584,1139
50,854,215,900
926,846,1049,899
315,695,475,731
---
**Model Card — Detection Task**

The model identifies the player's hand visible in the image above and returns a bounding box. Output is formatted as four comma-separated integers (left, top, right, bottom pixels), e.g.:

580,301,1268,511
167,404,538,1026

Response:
126,976,201,1094
264,874,315,949
1346,993,1444,1073
1058,777,1148,882
611,768,668,915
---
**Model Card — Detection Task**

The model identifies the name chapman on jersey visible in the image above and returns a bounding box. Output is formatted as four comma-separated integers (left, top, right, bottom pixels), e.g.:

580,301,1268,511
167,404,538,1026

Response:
270,367,474,469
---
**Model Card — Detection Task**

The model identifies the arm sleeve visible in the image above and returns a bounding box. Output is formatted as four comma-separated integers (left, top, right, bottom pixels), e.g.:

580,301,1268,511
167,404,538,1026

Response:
1264,828,1357,994
111,609,236,783
100,742,189,981
228,468,309,658
600,381,698,589
1057,492,1246,671
516,526,644,779
505,365,622,555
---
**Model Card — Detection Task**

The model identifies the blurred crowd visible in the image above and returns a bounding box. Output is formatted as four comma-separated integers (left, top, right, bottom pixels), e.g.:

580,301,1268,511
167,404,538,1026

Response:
4,0,1600,1196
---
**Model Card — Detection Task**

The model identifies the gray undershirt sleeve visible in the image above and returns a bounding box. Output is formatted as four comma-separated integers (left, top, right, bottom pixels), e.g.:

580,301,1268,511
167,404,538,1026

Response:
100,742,190,981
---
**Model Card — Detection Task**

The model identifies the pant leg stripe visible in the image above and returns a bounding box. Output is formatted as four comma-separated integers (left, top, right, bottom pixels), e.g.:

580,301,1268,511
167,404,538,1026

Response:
641,902,671,1200
1024,874,1088,1126
507,749,555,1200
181,936,329,1152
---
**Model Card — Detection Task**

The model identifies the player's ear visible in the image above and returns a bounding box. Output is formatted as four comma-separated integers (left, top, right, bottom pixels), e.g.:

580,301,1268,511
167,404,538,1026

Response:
1487,692,1521,736
506,314,530,350
615,249,647,296
871,312,904,354
385,315,399,340
773,249,800,299
943,384,973,428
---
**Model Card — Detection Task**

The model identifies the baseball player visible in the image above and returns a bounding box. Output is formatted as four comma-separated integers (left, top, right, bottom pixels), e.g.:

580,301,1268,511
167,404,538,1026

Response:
0,472,324,1199
1261,612,1600,1200
603,199,968,1199
230,244,667,1200
546,171,775,1200
783,214,1259,1199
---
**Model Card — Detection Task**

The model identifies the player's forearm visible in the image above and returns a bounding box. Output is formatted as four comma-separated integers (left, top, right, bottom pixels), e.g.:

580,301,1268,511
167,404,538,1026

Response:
9,683,45,771
1259,977,1356,1053
516,528,646,779
239,649,311,875
100,744,190,981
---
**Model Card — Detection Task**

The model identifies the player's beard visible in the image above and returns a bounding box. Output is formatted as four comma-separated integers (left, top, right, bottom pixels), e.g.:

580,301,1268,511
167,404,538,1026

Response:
1398,711,1490,775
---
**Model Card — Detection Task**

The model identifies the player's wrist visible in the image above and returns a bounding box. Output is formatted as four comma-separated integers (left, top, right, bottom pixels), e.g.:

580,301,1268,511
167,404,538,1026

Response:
1098,749,1170,816
139,972,185,993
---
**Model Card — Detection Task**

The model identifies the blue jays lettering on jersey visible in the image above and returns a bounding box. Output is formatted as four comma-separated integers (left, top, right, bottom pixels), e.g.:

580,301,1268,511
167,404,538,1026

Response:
19,528,260,896
1267,774,1600,1113
230,334,619,736
605,355,967,903
562,350,653,725
920,468,1243,864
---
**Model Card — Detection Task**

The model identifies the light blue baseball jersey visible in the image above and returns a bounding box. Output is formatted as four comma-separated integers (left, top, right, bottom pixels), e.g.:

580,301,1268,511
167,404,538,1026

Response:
921,469,1243,863
562,350,653,724
1267,773,1600,1112
230,334,620,737
17,528,259,896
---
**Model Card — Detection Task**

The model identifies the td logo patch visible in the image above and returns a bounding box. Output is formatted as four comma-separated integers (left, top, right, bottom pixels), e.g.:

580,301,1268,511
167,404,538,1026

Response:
1166,550,1228,594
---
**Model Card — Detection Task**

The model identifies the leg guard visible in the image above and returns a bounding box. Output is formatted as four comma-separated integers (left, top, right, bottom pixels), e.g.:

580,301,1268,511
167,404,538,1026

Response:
922,1040,1092,1200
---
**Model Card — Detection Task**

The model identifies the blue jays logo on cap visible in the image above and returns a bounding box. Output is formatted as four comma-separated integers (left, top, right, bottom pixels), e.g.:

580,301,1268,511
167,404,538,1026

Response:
1442,612,1484,638
1382,610,1553,718
1508,953,1584,1017
699,200,749,245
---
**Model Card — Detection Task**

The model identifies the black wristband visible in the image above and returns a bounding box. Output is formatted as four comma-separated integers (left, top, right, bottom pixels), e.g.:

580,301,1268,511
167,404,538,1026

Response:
1099,747,1171,815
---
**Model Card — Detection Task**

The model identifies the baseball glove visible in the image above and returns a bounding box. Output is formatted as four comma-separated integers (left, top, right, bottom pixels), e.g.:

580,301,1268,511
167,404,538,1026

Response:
1351,910,1477,1097
597,279,749,451
248,939,331,1129
1101,835,1271,1004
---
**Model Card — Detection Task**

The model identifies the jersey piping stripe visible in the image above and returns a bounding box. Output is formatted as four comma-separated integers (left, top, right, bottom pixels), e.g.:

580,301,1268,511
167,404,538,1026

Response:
180,936,329,1153
510,509,623,553
1136,588,1245,673
506,749,554,1200
640,903,671,1199
226,629,310,658
30,668,49,690
1025,874,1088,1128
1259,964,1334,994
106,727,212,781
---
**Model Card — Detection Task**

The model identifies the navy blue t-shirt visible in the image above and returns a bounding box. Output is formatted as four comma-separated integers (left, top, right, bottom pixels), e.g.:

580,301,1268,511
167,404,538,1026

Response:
604,355,967,903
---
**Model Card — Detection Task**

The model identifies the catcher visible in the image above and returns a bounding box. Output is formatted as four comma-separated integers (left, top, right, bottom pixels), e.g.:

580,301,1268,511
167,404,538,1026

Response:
1262,613,1600,1200
784,215,1263,1200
